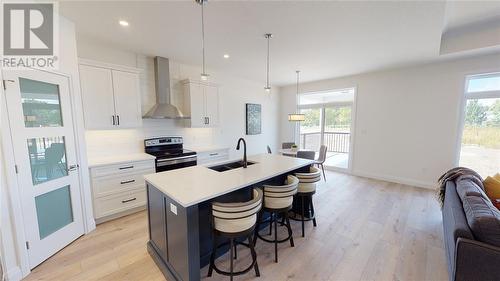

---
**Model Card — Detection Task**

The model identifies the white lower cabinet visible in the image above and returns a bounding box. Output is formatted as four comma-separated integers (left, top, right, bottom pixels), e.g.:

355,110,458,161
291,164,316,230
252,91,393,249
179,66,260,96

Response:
90,159,155,223
197,148,230,165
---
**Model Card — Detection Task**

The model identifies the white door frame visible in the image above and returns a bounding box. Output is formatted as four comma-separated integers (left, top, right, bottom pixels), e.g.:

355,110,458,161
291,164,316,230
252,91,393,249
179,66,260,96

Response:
296,87,358,174
1,68,95,277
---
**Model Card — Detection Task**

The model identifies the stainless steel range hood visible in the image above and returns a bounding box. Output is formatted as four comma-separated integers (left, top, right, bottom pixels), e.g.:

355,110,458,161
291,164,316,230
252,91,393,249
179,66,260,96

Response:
143,57,188,119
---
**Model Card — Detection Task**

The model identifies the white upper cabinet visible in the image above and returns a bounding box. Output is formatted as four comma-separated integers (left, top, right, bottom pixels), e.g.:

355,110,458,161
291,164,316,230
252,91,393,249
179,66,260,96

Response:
79,64,115,129
111,70,141,128
182,79,219,128
79,60,142,129
204,85,219,127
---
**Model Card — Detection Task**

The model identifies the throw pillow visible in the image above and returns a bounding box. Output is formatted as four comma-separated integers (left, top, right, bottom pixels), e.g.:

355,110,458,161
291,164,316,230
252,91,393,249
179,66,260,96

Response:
484,176,500,201
494,173,500,181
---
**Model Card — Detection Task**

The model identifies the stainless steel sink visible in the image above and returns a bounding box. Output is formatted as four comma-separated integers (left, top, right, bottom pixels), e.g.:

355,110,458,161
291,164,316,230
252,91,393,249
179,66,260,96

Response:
208,160,256,172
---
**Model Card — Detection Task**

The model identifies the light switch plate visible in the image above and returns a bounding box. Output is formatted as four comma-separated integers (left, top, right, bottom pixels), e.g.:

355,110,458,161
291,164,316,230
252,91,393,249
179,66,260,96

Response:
170,203,177,215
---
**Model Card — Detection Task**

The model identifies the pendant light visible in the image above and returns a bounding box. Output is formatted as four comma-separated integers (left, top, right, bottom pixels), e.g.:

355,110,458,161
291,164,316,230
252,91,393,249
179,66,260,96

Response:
288,70,305,121
264,33,273,92
197,0,209,81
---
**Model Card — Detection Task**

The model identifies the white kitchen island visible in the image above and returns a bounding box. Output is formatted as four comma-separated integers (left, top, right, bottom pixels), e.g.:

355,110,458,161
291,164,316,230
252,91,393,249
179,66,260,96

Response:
144,154,314,281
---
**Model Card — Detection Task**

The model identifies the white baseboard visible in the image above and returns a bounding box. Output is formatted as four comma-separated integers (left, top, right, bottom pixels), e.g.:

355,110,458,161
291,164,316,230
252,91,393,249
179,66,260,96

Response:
5,266,22,281
351,170,436,190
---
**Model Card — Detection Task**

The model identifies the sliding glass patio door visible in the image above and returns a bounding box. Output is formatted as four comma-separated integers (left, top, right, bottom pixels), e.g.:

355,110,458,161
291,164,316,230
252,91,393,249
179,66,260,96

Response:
298,88,355,170
323,106,351,169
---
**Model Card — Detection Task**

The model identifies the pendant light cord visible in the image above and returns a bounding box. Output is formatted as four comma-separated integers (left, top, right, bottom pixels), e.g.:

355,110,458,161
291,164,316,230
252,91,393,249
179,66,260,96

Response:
266,35,270,88
264,33,272,90
296,70,300,95
201,1,206,75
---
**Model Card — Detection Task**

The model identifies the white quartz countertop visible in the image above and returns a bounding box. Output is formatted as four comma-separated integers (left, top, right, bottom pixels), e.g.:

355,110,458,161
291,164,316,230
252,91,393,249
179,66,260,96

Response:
88,153,156,168
144,154,314,207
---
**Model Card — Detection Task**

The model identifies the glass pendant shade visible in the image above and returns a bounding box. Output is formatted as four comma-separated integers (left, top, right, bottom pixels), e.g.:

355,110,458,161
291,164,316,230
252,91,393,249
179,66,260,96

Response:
288,114,305,122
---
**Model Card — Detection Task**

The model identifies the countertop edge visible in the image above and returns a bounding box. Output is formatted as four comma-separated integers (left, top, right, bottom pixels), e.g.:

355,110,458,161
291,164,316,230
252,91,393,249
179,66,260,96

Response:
88,153,156,168
145,157,314,208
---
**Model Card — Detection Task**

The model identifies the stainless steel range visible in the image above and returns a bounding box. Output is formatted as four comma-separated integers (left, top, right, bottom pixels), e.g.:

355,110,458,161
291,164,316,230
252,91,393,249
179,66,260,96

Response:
144,137,197,172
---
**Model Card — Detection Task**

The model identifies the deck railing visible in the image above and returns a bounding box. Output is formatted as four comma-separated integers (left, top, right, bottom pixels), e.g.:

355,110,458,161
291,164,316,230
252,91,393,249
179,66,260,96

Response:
300,132,350,153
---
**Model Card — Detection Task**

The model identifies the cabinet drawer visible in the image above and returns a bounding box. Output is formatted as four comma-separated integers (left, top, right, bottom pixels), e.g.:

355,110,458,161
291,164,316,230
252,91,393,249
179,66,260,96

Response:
93,172,148,198
94,188,146,219
197,149,229,165
91,160,154,177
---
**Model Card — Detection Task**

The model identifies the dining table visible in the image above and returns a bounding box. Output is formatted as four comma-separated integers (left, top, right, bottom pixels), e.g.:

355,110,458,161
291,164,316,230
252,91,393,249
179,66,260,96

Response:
278,148,299,156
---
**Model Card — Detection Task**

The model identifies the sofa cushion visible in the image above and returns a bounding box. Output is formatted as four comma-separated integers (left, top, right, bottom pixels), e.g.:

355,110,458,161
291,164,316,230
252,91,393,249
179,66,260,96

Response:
456,178,488,200
462,195,500,247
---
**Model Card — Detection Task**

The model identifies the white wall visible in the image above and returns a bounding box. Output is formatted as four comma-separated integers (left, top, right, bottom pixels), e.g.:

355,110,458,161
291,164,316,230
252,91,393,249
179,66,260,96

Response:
280,53,500,188
77,34,280,159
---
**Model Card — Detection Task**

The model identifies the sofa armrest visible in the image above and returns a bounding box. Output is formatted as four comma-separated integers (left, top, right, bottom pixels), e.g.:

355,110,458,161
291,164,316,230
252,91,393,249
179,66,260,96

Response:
454,237,500,281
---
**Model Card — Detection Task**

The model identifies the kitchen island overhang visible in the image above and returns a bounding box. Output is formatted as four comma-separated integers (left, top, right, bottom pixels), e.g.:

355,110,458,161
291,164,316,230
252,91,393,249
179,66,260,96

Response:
144,154,314,281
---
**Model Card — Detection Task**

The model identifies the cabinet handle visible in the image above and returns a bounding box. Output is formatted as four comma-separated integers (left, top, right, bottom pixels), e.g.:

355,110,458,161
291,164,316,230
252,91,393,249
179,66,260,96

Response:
204,117,208,124
119,165,134,170
120,179,136,184
112,115,116,125
207,117,210,124
209,153,218,156
121,197,137,203
117,115,120,126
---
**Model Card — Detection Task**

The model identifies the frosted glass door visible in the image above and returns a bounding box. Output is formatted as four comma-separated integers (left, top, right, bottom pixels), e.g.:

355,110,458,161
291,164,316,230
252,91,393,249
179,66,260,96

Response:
3,69,84,268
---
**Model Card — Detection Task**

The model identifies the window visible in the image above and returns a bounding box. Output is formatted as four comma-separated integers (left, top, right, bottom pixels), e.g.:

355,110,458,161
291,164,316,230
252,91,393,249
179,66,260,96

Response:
459,73,500,177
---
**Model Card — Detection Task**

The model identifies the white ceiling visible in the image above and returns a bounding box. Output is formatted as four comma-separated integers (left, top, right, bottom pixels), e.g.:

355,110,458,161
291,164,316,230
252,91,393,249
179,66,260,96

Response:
444,0,500,31
59,1,499,86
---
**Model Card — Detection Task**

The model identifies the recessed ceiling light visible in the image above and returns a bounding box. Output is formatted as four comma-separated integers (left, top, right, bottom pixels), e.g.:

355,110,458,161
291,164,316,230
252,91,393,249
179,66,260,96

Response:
119,20,129,27
223,54,230,59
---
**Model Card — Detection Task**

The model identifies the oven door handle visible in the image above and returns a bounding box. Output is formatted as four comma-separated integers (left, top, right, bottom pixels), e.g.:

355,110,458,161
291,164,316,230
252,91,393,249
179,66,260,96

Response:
157,156,197,167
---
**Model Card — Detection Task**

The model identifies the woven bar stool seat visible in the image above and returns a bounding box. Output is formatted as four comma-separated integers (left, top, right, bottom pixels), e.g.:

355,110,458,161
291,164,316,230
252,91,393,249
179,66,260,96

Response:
208,188,263,281
290,166,321,237
254,175,299,263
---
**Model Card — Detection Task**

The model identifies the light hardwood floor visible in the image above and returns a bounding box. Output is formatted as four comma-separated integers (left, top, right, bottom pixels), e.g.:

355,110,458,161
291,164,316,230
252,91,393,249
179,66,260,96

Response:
25,171,448,281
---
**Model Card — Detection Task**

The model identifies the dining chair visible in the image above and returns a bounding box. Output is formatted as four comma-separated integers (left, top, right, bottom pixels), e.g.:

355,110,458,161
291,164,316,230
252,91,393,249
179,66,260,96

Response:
281,142,295,149
267,145,272,154
296,150,315,160
315,145,327,181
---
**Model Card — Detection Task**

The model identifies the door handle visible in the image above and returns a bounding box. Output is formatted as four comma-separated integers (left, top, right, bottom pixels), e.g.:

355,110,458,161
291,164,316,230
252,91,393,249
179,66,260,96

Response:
67,164,79,172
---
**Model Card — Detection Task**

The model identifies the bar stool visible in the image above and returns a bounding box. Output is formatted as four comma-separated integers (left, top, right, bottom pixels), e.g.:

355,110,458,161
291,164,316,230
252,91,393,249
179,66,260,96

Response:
254,175,299,263
208,188,263,281
292,166,321,237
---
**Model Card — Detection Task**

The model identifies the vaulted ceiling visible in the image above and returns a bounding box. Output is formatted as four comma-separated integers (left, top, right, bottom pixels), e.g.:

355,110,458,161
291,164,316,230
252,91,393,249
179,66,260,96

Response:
59,1,500,86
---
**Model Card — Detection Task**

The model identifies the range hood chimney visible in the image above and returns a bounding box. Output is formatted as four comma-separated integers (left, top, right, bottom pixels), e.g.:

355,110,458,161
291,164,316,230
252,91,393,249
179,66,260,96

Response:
143,57,188,119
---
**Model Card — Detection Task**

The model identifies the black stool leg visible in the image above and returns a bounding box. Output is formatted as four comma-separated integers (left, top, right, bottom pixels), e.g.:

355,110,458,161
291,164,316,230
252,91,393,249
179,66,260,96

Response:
234,241,238,260
208,234,217,277
301,196,305,237
274,211,278,263
285,211,294,247
253,211,262,246
268,212,273,235
310,196,317,227
229,238,234,281
248,234,260,277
